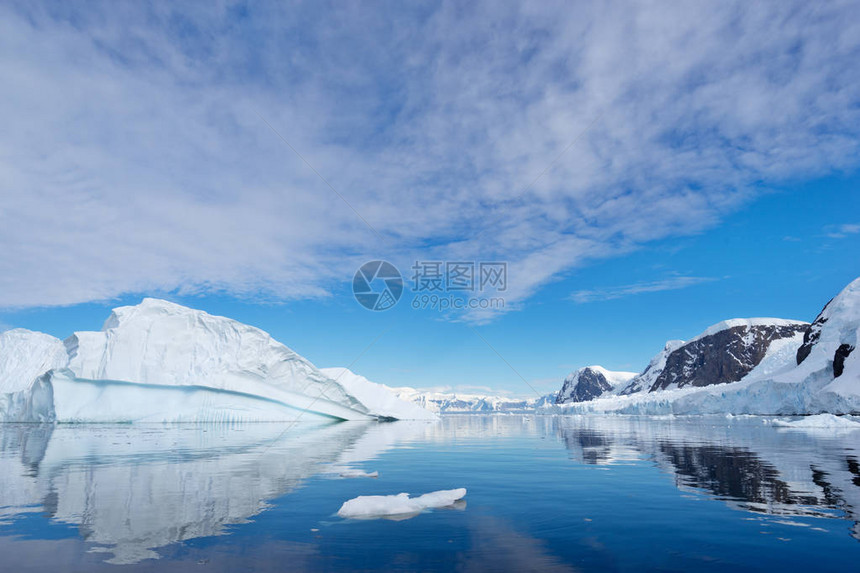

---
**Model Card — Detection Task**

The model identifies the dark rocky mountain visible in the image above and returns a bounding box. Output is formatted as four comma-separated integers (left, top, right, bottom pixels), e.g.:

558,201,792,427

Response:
797,298,833,365
618,340,685,396
555,366,635,404
648,321,808,392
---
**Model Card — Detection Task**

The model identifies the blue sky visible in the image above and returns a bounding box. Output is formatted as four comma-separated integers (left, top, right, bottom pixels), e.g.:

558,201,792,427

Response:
1,1,859,395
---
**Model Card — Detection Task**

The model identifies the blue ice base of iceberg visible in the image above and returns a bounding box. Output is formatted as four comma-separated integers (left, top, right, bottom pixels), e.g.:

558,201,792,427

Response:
2,370,372,424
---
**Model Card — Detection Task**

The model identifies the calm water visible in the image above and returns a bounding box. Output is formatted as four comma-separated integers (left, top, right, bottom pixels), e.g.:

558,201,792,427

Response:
1,415,859,572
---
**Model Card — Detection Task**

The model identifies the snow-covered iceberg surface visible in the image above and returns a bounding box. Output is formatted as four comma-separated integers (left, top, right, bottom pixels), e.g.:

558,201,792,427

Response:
320,367,437,420
63,298,372,421
0,299,441,422
0,329,69,422
337,488,467,519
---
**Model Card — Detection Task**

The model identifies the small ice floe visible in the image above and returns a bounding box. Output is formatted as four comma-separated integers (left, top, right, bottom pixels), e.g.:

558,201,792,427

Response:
337,488,466,520
770,413,860,431
338,469,379,479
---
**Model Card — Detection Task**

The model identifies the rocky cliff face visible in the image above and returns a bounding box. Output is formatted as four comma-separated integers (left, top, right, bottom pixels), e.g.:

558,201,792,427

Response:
555,366,636,404
648,320,808,392
556,368,612,403
618,340,685,396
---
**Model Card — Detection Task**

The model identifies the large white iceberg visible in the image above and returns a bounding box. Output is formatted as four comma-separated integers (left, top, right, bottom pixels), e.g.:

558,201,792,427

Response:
63,298,371,421
0,299,440,422
320,367,437,420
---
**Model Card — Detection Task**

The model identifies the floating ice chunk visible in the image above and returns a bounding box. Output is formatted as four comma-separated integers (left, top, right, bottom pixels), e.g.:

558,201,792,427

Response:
338,469,379,479
770,413,860,431
337,488,466,519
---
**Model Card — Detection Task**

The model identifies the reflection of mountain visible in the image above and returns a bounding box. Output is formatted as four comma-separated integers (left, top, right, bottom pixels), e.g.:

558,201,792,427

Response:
0,421,423,564
554,416,860,539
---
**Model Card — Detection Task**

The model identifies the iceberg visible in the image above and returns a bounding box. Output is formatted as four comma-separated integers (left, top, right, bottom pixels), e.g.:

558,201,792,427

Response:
320,367,437,420
0,329,68,422
64,298,372,421
0,299,439,422
337,488,467,519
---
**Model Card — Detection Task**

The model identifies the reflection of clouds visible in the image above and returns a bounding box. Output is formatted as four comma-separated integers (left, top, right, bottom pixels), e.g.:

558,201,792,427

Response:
553,415,860,539
457,516,578,573
1,421,416,564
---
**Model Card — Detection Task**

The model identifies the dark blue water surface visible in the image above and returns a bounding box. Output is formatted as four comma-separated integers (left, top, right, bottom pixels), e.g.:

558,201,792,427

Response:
1,415,859,572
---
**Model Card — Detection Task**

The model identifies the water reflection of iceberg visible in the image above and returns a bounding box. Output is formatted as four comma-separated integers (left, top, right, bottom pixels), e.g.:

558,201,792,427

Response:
554,415,860,540
0,421,425,564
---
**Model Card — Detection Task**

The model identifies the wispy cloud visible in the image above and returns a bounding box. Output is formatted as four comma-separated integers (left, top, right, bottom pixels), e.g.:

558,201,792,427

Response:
570,276,716,304
825,223,860,239
0,2,859,318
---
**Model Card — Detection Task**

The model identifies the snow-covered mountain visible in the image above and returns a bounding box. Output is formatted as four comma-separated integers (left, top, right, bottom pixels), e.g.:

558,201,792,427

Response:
617,340,685,395
390,388,556,413
556,319,806,406
556,277,860,415
645,319,808,392
555,366,636,404
0,299,434,422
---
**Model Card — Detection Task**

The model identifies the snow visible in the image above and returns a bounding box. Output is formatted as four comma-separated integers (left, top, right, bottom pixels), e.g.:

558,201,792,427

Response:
0,329,68,393
0,330,68,422
320,367,437,420
686,318,808,343
554,278,860,415
571,365,638,389
390,387,555,413
619,340,685,395
64,299,373,421
770,413,860,430
337,488,466,519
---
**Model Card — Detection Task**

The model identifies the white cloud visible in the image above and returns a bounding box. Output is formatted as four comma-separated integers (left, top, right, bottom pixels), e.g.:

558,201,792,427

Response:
825,223,860,239
570,276,717,304
1,1,859,315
